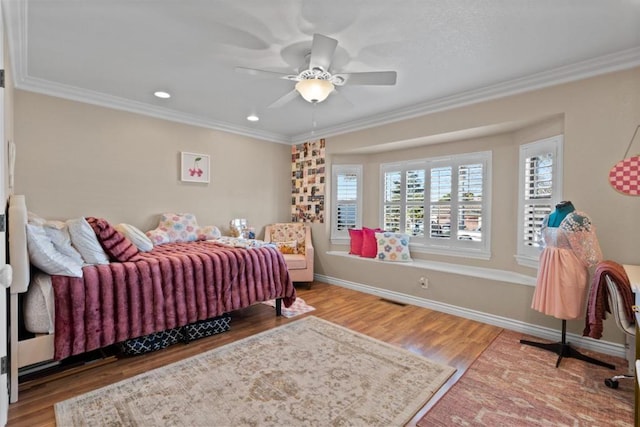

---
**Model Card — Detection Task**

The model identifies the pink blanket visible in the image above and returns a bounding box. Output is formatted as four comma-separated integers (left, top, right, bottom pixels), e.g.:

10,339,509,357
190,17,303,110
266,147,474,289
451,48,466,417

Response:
52,241,295,360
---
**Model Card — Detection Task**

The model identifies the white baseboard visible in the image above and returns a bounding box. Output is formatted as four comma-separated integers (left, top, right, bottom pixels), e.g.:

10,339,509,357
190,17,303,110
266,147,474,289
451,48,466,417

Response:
314,273,626,359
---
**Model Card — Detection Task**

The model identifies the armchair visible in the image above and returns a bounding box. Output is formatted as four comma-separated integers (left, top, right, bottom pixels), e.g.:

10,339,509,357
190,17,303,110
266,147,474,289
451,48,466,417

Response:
265,223,314,286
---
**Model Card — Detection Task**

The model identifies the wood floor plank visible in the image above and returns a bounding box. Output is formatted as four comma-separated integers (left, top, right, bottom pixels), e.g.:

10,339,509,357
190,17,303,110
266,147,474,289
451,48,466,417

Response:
8,281,502,426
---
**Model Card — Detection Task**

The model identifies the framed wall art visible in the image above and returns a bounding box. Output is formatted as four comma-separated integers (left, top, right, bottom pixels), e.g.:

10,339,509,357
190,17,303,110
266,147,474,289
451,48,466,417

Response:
181,152,210,183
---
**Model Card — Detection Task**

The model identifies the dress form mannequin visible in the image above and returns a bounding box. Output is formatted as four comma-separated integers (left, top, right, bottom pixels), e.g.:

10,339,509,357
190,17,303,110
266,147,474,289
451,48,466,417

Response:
547,201,574,227
520,201,613,369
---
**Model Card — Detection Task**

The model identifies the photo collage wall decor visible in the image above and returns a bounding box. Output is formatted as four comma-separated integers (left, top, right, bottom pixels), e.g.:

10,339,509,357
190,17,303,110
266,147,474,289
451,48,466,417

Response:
291,139,325,223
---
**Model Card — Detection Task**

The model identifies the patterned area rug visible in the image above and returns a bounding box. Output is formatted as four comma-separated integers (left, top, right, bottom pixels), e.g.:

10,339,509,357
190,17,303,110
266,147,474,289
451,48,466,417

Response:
56,316,455,426
261,296,316,317
420,329,634,426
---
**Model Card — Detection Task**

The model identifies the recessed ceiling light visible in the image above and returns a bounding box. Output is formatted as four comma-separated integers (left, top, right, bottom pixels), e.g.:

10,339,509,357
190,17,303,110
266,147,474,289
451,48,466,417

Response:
247,114,259,122
154,91,171,99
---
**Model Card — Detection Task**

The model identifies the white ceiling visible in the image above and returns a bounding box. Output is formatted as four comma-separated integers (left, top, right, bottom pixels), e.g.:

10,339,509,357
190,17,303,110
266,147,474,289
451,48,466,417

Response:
4,0,640,144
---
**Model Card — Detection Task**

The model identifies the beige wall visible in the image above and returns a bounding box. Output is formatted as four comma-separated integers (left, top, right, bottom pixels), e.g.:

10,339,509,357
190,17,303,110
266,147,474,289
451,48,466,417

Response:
12,66,640,345
317,66,640,343
13,91,292,236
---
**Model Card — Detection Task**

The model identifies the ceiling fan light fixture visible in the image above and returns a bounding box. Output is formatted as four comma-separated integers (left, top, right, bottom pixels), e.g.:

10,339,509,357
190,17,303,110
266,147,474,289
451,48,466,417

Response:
295,79,334,103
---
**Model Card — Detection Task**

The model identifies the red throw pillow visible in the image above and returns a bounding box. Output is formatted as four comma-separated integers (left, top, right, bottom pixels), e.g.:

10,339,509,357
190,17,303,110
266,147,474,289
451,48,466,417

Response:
348,228,363,255
86,217,141,262
361,227,382,258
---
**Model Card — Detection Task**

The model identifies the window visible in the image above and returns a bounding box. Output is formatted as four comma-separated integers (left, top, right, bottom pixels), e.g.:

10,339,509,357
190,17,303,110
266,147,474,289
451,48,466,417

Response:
516,135,563,267
331,164,362,241
381,151,491,258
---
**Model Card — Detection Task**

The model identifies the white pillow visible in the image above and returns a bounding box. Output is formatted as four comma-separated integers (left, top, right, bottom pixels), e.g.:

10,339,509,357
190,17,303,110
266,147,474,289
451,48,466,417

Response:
27,211,46,226
42,221,85,265
67,217,110,265
114,223,154,252
27,213,85,265
26,224,84,277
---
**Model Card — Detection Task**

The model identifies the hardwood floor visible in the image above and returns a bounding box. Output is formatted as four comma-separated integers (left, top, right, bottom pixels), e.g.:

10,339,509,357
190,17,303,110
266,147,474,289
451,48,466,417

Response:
8,282,503,426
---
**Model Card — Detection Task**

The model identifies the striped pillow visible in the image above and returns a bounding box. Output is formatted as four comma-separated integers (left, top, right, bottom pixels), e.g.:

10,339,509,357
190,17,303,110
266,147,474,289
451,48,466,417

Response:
86,217,140,262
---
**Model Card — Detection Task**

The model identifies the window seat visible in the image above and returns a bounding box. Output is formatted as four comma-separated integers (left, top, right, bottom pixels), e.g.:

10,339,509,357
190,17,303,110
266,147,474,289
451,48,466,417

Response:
326,251,536,287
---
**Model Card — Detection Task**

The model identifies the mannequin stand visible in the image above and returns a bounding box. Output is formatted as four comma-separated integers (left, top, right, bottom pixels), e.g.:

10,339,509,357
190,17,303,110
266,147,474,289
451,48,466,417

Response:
520,320,615,369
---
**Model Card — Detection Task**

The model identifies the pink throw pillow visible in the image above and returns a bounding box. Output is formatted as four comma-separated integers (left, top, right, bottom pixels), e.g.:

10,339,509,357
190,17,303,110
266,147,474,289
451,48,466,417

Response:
86,217,141,262
348,228,363,255
361,227,382,258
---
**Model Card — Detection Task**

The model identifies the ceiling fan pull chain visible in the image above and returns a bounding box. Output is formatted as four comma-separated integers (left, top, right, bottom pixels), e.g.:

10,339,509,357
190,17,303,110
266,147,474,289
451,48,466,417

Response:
311,103,317,137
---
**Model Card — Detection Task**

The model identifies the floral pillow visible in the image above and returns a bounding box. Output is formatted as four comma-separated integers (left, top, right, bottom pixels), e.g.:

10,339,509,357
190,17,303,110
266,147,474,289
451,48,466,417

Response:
146,229,171,246
147,213,200,244
197,225,222,241
375,232,412,262
270,223,306,255
274,241,298,255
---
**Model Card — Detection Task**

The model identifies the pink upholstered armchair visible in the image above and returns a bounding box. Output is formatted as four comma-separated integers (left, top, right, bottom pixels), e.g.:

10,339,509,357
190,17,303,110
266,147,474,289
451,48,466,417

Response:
265,223,314,286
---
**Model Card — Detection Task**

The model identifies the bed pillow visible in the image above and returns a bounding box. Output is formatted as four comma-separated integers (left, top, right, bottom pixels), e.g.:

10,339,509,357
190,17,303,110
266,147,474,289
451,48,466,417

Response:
348,228,363,255
148,213,200,243
25,223,84,277
197,225,222,241
27,211,46,226
361,227,383,258
146,228,171,246
23,271,55,334
87,217,141,262
67,217,110,265
114,223,154,252
32,218,86,266
375,231,412,262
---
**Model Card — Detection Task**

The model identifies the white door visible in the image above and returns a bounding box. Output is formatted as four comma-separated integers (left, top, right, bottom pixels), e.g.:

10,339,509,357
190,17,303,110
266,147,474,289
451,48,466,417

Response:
0,4,8,425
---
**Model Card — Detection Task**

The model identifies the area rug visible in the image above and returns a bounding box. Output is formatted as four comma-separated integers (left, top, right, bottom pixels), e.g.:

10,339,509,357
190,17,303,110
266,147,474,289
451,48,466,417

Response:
419,329,634,426
55,316,455,426
261,296,316,317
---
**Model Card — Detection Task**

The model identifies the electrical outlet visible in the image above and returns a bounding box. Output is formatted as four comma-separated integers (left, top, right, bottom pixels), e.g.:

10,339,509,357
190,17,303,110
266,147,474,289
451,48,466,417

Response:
419,277,428,289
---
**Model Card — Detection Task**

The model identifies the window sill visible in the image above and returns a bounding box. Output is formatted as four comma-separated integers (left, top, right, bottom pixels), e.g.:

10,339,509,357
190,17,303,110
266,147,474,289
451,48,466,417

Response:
330,237,350,246
326,251,537,287
514,254,539,269
409,243,491,261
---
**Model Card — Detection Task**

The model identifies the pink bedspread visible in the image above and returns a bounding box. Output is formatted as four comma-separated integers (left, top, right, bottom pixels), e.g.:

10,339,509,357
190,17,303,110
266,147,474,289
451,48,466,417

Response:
51,241,296,360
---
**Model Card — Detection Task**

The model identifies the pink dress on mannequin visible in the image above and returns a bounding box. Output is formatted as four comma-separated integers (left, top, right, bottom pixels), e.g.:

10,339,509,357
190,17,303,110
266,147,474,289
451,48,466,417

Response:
531,209,602,320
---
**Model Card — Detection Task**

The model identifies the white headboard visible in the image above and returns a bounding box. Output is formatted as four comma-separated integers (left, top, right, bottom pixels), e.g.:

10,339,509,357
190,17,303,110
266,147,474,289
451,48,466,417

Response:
8,194,29,294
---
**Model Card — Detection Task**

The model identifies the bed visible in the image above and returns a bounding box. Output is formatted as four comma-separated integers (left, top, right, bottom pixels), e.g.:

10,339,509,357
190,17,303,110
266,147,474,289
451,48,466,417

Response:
7,194,297,403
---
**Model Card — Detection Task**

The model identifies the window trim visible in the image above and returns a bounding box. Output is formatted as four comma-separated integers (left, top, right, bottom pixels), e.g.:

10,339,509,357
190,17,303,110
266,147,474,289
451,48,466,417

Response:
515,135,564,268
330,164,363,243
380,151,492,259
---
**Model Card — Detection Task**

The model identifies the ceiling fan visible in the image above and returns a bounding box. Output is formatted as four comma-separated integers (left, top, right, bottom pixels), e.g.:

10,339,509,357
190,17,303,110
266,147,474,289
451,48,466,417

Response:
235,33,397,108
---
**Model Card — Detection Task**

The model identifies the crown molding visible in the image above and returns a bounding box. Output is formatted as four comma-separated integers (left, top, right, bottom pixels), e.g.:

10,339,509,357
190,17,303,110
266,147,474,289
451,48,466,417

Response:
16,75,291,144
291,46,640,144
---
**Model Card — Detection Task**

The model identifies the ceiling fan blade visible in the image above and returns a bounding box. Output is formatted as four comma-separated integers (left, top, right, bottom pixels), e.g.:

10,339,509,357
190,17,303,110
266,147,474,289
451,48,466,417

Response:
234,67,291,79
267,89,300,108
338,71,397,86
328,89,353,107
309,33,338,72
